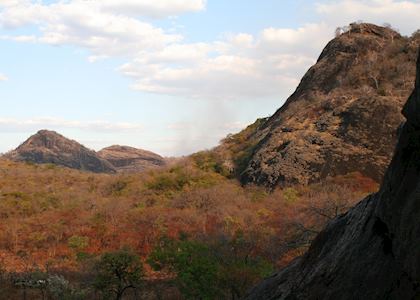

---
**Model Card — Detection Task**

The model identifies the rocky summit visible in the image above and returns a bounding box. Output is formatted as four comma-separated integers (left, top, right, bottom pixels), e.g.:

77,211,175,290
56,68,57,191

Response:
3,130,167,174
4,130,116,173
98,145,166,173
244,50,420,300
224,23,420,187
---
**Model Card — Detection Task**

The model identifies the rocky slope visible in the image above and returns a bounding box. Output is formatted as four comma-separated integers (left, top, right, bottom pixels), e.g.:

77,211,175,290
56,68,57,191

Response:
244,50,420,300
221,23,420,187
4,130,116,173
98,145,166,173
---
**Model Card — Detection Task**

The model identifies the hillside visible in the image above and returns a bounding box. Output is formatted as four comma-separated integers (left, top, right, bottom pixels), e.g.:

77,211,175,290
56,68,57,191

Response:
217,23,420,187
0,154,376,298
98,145,166,173
4,130,116,173
3,130,167,174
244,45,420,300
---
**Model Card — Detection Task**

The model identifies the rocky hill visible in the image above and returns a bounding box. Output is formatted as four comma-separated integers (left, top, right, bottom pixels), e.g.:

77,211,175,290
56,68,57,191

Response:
219,23,420,187
3,131,166,174
4,130,116,173
98,145,166,173
244,49,420,300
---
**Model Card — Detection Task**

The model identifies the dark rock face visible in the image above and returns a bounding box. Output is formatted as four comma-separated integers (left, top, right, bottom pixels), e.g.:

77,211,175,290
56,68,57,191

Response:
4,130,116,173
98,145,166,173
240,23,420,187
244,51,420,300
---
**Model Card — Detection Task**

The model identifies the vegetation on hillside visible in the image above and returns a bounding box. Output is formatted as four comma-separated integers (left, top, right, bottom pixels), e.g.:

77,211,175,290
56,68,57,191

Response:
0,157,377,299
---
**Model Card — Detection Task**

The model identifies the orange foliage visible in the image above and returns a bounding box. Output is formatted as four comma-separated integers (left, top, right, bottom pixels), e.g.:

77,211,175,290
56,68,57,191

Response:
0,158,378,276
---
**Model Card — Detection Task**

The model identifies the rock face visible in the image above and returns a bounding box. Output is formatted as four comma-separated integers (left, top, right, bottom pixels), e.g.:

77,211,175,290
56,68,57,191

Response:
4,130,116,173
244,50,420,300
237,23,420,187
98,145,166,173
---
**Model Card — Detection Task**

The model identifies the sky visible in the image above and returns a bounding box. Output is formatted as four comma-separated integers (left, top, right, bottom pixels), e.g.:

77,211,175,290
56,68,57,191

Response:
1,0,420,156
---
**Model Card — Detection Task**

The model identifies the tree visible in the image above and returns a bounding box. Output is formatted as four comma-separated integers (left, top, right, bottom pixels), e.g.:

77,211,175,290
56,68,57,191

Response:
335,27,343,37
148,236,220,299
93,249,143,300
148,233,273,300
68,235,89,261
366,52,380,90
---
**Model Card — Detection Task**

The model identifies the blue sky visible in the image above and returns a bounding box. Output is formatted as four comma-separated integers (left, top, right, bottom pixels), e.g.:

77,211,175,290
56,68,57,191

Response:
1,0,420,156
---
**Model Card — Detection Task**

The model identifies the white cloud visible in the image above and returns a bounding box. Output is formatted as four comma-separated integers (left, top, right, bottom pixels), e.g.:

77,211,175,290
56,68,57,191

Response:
0,34,36,42
1,0,420,101
0,117,143,132
0,1,321,100
99,0,206,18
0,1,182,58
260,23,331,55
0,73,8,81
0,0,206,19
226,33,254,48
118,30,316,99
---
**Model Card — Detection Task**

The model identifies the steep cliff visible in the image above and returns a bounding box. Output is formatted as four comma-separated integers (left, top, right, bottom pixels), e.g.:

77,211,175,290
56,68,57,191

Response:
244,49,420,300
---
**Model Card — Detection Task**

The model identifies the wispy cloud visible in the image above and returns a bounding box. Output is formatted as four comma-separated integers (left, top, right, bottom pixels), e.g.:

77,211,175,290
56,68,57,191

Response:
0,117,143,132
0,73,8,81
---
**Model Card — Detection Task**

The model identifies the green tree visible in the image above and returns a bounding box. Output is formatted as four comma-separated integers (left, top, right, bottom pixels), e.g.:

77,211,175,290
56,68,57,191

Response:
148,234,273,299
148,236,220,299
93,249,143,300
68,235,89,261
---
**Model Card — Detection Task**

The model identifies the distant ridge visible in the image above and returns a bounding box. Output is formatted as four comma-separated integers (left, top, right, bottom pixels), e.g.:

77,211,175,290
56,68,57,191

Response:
4,130,116,173
4,130,165,173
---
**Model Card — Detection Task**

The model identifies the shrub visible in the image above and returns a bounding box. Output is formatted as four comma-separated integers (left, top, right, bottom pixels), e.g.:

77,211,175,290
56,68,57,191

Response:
67,236,89,251
106,179,129,196
283,187,299,203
